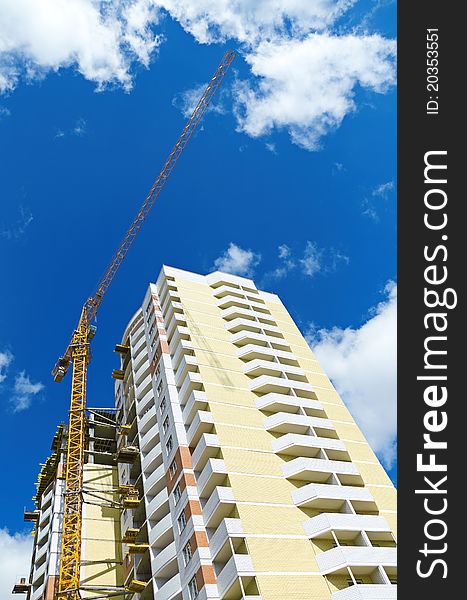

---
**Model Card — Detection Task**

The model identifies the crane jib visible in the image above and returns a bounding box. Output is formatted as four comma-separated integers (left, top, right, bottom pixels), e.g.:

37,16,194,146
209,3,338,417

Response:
53,50,235,600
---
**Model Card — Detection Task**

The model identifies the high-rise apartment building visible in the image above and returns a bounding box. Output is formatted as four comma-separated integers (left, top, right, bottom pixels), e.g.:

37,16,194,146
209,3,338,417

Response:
18,265,397,600
114,266,397,600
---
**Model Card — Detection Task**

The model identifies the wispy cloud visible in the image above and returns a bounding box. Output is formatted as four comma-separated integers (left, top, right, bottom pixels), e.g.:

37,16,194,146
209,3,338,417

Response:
172,83,226,119
10,371,44,413
362,180,395,221
0,529,33,598
0,106,10,119
213,242,261,277
300,241,349,278
306,281,397,467
265,142,277,154
73,117,87,136
54,118,87,140
332,161,346,174
0,350,13,383
0,205,33,240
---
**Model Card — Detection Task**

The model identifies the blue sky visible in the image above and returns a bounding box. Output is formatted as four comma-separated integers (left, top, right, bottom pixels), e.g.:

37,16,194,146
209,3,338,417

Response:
0,0,396,584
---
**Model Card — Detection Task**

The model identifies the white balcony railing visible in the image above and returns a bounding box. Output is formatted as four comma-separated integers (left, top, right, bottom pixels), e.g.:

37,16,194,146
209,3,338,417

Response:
332,584,397,600
255,393,323,415
209,518,244,559
292,483,376,510
264,412,335,435
273,433,347,458
203,486,236,528
196,459,228,498
216,554,256,598
316,546,397,575
304,513,391,539
191,433,220,471
282,457,359,483
249,375,314,396
155,572,182,600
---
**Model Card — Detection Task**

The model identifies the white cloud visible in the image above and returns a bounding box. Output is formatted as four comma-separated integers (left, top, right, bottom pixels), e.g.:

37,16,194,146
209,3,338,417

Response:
0,528,33,597
300,241,349,277
234,33,396,150
307,281,397,467
0,0,163,93
1,1,395,150
157,0,353,45
0,205,33,240
300,241,322,277
0,350,14,383
73,117,87,136
362,180,395,220
172,82,226,118
372,180,394,198
11,371,44,412
213,242,261,277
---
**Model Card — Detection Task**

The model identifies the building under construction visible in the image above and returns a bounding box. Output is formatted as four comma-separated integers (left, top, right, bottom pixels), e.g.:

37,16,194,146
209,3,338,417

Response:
17,265,397,600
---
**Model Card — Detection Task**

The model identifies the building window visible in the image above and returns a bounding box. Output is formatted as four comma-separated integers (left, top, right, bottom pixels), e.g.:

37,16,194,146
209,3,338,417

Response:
169,460,177,478
160,396,166,414
165,436,173,455
162,416,169,434
148,322,155,337
173,484,182,503
177,511,187,533
182,542,192,566
188,576,198,599
157,381,163,396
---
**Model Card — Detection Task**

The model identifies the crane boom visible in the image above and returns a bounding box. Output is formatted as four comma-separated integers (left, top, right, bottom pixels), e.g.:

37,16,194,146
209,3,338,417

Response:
55,50,235,600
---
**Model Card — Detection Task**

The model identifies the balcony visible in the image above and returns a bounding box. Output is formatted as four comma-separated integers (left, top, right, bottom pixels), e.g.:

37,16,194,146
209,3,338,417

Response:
255,393,323,415
141,441,162,472
264,412,335,436
174,354,199,388
196,458,228,498
213,285,245,299
292,483,376,511
138,405,156,434
134,361,151,387
209,518,244,560
148,512,173,549
171,339,194,371
191,433,220,470
146,488,169,522
221,306,269,322
332,584,397,599
316,546,397,575
177,371,203,406
216,554,256,599
182,390,208,425
203,486,236,527
139,422,159,452
282,457,360,484
249,375,314,397
244,360,307,382
231,330,290,351
155,573,182,600
304,514,392,539
237,344,297,364
144,463,165,497
151,540,178,578
186,410,214,446
272,433,347,459
135,373,152,400
137,388,155,417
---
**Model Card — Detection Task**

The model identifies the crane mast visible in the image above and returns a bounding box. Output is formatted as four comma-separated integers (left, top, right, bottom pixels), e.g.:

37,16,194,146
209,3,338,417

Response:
54,50,235,600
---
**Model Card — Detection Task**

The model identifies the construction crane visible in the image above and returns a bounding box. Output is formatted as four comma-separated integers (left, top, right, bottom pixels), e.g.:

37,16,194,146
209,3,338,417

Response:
51,50,235,600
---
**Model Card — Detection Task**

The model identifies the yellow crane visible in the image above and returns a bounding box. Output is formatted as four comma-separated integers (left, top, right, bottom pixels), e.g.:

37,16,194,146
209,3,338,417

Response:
52,50,235,600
